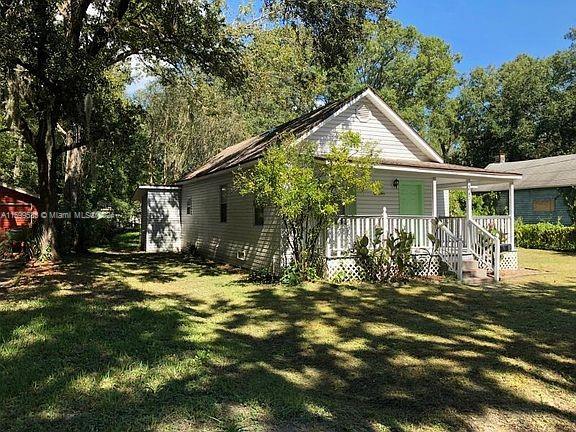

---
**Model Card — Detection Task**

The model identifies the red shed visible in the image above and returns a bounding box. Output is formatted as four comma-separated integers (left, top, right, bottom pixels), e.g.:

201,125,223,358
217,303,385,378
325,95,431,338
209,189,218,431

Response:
0,183,40,234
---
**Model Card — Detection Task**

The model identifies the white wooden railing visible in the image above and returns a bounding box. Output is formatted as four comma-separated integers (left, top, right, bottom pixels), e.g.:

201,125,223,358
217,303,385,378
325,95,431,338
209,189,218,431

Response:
467,219,500,281
325,215,382,257
436,220,463,279
472,216,512,244
325,214,439,257
386,215,436,249
325,211,507,282
438,217,466,244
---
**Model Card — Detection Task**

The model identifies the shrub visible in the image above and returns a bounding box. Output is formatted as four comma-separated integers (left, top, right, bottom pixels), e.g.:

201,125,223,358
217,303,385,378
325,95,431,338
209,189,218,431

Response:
353,228,418,283
515,221,576,251
248,267,279,284
235,132,380,282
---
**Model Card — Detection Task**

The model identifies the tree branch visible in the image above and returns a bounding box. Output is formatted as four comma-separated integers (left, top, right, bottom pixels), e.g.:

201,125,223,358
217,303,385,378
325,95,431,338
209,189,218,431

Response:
56,138,89,155
87,0,132,57
66,0,94,48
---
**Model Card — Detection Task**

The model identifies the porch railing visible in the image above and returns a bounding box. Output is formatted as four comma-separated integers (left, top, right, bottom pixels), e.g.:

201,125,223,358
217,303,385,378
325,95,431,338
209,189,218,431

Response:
325,212,507,282
436,220,463,279
325,214,439,258
467,219,500,281
325,215,382,257
472,215,512,245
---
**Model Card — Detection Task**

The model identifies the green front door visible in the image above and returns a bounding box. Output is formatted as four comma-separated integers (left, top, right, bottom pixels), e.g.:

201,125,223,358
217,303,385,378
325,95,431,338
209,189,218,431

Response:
399,181,424,215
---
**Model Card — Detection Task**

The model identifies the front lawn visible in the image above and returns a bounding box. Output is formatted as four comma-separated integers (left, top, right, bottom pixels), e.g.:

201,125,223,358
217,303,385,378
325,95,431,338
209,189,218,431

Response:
0,248,574,431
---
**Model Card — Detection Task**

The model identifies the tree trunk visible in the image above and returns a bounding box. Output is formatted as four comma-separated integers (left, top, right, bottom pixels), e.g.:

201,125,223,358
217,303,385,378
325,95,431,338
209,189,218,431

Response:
64,134,87,253
35,119,60,261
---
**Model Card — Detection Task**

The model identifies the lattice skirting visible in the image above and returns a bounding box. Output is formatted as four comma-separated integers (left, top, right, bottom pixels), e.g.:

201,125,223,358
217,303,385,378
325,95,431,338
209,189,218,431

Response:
500,251,518,270
326,255,442,282
325,251,518,281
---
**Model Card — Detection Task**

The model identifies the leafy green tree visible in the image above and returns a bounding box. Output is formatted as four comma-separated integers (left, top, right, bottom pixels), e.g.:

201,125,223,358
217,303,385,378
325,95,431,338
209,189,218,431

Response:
235,26,328,133
0,115,37,192
328,19,461,158
234,132,381,280
457,29,576,167
0,0,391,260
141,77,250,184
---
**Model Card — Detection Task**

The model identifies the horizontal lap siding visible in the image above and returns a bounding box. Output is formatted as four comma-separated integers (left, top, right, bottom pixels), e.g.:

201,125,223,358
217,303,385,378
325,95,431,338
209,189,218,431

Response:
181,172,281,271
310,99,431,162
0,191,38,233
146,191,181,252
356,170,434,216
500,188,572,225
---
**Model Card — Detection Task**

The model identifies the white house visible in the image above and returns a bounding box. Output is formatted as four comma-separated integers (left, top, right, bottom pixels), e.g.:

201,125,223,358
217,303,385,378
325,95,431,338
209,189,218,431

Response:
135,88,522,282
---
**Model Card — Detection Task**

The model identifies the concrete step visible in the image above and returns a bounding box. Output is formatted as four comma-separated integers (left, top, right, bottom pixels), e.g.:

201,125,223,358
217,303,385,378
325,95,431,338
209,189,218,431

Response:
462,259,479,271
462,276,492,285
463,267,488,279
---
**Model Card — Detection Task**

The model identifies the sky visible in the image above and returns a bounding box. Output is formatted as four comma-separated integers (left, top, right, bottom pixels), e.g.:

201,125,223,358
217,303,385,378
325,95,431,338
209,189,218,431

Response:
389,0,575,73
127,0,575,93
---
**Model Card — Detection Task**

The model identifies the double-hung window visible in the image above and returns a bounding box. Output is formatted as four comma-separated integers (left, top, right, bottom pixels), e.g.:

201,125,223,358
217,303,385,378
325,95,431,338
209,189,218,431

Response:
220,185,228,222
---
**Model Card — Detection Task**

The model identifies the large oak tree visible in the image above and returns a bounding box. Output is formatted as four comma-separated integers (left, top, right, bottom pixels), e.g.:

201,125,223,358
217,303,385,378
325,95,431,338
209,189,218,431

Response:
0,0,393,259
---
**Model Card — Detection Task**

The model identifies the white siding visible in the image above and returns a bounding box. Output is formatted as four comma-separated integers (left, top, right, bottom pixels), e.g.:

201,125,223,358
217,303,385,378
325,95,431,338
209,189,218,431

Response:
356,169,435,216
145,190,181,252
181,171,282,271
310,99,432,162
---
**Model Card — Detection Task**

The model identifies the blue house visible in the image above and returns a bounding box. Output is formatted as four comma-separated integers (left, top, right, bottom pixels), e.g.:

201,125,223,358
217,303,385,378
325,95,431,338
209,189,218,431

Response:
477,154,575,225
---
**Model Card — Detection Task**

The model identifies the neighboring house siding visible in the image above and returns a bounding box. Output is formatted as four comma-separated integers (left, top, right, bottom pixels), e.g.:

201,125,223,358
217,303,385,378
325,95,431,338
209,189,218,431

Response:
355,170,435,216
498,188,571,225
310,99,432,162
181,171,282,271
0,187,39,233
146,190,181,252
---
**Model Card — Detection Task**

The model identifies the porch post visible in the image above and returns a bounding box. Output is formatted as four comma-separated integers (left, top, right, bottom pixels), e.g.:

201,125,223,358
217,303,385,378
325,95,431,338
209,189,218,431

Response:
432,177,438,218
466,179,473,221
381,206,388,239
509,182,515,250
465,179,473,249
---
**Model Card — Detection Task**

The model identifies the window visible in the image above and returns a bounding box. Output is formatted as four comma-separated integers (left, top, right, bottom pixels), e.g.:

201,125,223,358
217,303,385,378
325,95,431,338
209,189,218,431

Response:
186,198,192,215
533,198,555,212
219,185,228,222
254,204,264,226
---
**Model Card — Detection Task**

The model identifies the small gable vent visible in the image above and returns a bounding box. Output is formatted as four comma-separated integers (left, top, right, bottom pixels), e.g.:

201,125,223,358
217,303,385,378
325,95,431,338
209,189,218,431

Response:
355,104,372,123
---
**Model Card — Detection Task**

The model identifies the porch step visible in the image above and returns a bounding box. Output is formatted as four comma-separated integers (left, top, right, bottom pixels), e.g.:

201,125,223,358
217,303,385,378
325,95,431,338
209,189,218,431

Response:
462,259,479,271
462,276,492,285
462,259,491,284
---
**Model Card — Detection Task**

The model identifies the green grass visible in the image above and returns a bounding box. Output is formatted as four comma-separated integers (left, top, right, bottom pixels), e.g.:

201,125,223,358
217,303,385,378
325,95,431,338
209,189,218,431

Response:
0,248,574,431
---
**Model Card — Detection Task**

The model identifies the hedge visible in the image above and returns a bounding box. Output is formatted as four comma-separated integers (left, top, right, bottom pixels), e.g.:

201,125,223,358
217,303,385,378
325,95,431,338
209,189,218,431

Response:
515,222,576,251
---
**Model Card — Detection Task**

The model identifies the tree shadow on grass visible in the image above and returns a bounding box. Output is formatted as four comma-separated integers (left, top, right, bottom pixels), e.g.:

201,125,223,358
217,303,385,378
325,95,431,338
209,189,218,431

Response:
0,250,575,431
203,279,576,430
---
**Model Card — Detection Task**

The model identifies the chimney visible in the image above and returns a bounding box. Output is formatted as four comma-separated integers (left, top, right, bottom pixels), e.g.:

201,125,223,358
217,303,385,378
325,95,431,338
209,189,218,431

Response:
497,152,506,163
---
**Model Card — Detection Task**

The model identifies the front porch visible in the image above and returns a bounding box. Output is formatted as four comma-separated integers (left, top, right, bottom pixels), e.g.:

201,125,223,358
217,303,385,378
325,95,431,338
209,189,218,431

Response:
325,172,520,282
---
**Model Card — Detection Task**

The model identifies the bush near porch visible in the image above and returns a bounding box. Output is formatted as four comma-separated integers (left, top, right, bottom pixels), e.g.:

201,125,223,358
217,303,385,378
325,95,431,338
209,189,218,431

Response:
516,221,576,251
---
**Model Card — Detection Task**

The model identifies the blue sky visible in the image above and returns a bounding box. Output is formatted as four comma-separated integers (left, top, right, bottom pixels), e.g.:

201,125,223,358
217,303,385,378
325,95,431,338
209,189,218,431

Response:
390,0,575,73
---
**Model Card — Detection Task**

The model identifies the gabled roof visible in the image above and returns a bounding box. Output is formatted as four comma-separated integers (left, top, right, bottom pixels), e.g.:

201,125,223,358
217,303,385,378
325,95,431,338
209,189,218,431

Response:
176,87,445,183
478,154,576,191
